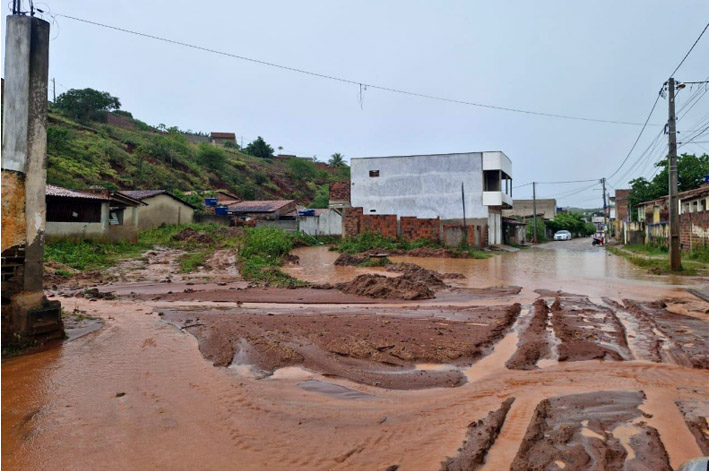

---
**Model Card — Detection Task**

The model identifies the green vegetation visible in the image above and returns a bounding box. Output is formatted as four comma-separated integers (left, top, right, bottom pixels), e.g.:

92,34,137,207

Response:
328,152,347,168
309,184,329,208
55,88,121,121
45,224,241,273
607,245,705,275
237,227,305,287
357,256,392,267
525,217,548,242
628,153,709,221
334,233,490,259
244,136,274,158
547,212,596,237
46,88,349,206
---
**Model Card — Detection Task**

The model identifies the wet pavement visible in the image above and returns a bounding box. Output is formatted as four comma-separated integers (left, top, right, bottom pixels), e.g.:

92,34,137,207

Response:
3,238,709,470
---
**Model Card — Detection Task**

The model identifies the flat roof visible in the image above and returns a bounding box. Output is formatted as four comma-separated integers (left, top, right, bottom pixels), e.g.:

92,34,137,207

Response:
351,151,507,160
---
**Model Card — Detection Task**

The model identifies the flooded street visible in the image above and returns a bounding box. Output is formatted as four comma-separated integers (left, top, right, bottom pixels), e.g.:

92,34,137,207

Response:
3,239,709,470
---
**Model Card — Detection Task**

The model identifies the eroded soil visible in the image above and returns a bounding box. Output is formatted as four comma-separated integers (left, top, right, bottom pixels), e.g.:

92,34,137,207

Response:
7,240,709,470
511,390,671,471
162,303,521,389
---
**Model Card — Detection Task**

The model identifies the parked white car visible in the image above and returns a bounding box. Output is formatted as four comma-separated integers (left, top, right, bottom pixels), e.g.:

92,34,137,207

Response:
553,230,572,241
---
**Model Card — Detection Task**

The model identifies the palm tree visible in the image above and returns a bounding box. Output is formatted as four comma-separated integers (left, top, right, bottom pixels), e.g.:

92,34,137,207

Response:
329,152,346,168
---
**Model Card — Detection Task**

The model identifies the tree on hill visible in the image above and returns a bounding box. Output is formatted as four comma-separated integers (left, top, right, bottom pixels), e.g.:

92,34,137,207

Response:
328,152,347,168
197,143,227,171
55,88,121,121
628,153,709,220
245,136,274,158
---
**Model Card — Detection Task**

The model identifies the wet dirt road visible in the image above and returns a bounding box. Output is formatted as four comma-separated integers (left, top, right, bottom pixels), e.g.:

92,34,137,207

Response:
3,239,709,470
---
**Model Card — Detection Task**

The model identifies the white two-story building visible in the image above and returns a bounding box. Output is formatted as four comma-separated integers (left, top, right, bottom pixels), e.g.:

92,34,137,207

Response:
350,151,513,245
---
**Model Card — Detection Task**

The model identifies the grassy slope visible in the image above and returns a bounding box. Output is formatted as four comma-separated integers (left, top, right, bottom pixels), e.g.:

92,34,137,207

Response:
46,110,348,204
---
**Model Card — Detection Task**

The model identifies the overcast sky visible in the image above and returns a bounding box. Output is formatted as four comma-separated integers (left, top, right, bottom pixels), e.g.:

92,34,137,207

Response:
3,1,709,207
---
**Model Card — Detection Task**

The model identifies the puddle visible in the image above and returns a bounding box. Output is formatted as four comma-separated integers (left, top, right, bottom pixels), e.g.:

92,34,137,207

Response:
414,363,458,371
297,379,373,400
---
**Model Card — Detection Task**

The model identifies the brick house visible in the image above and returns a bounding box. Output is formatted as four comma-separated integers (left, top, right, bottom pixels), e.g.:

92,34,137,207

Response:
209,132,236,147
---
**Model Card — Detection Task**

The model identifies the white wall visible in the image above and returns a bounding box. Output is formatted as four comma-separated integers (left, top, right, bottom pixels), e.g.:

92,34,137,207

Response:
299,210,343,236
350,152,487,220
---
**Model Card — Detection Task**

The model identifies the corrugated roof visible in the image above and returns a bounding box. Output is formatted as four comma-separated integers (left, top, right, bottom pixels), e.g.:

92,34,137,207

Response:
228,200,294,213
46,184,109,200
210,132,236,139
121,190,166,200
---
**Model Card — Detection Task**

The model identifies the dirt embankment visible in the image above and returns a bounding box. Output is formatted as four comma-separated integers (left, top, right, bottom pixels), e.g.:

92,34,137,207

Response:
675,399,709,454
441,398,515,471
385,262,465,283
506,299,551,370
163,303,521,389
549,294,631,362
511,390,671,471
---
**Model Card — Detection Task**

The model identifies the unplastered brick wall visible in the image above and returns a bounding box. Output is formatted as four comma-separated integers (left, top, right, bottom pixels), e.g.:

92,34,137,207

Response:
343,207,363,238
329,181,351,202
680,210,709,251
361,214,398,239
400,217,441,241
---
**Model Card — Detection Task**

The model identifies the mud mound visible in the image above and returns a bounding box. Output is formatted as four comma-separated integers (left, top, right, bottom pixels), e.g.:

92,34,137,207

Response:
337,274,434,300
511,390,670,471
172,228,214,244
385,262,464,282
442,398,515,470
406,247,454,258
334,253,368,266
506,299,551,370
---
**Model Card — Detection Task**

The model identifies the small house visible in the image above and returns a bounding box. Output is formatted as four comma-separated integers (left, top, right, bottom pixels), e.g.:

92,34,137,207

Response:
209,132,236,147
121,190,197,229
228,200,297,221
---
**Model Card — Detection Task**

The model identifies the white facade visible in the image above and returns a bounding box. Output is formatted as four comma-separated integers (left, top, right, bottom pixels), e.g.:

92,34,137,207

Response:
350,151,512,221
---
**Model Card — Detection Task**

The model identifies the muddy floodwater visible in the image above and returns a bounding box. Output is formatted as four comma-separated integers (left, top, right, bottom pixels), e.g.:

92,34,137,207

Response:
3,238,709,470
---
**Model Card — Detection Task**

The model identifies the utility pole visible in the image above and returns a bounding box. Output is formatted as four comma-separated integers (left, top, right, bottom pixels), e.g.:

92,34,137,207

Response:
532,181,538,243
667,77,681,270
52,77,56,103
601,177,607,233
461,182,468,245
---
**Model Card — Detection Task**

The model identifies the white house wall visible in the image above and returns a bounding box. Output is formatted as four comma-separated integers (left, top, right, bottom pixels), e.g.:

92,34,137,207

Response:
350,152,487,220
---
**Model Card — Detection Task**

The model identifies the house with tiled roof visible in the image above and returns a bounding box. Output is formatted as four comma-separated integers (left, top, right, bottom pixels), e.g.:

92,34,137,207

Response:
227,200,296,221
45,185,144,241
121,190,197,229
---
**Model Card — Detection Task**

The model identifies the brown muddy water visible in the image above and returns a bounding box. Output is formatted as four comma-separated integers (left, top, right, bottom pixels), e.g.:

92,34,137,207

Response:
3,239,709,470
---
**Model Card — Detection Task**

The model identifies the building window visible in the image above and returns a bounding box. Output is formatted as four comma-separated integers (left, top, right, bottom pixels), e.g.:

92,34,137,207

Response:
46,197,102,223
370,209,376,213
369,170,380,177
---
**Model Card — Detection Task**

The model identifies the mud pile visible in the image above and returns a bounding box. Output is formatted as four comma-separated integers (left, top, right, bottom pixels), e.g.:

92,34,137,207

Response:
163,303,521,389
385,262,465,284
622,299,709,369
511,390,670,471
172,227,214,244
442,398,515,470
337,273,435,300
675,399,709,454
548,294,631,362
506,299,551,370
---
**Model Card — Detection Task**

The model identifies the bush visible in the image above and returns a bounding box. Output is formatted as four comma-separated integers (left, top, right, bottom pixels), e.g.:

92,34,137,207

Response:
239,227,294,260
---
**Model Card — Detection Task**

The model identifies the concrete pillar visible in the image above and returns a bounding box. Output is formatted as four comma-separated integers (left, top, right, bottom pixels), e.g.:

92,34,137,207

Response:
1,14,62,346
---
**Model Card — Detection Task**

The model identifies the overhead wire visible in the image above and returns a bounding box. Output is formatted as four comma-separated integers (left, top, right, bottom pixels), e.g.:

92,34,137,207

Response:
54,12,662,127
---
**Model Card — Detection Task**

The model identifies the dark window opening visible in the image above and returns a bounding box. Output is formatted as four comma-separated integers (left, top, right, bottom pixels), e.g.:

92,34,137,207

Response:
370,209,376,213
369,170,380,177
109,208,125,225
46,197,102,223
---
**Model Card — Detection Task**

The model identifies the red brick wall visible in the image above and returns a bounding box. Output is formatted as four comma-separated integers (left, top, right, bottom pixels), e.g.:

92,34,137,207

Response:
329,181,351,202
361,214,397,239
343,207,363,238
400,217,440,241
680,210,709,251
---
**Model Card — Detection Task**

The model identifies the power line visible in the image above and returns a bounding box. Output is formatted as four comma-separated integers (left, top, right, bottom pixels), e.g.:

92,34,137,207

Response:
55,13,660,127
670,21,709,77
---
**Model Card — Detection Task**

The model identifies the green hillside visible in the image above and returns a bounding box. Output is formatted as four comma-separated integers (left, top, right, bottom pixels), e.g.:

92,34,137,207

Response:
46,106,348,205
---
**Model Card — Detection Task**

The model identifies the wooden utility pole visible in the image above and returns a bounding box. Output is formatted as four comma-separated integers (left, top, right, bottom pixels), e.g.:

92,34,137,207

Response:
601,177,608,232
52,77,56,103
667,78,681,270
532,181,538,243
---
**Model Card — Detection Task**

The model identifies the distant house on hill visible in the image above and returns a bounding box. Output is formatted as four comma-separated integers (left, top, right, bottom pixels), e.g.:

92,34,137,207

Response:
121,190,197,229
210,132,236,147
45,185,144,241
